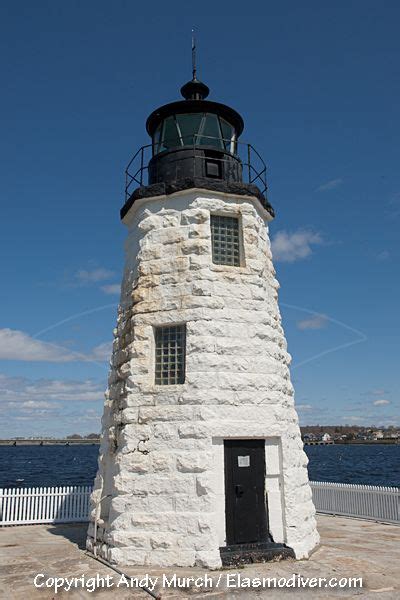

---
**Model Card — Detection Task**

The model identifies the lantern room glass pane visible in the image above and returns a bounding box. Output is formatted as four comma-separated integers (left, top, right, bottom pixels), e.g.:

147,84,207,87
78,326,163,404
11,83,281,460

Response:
161,116,181,150
176,113,202,145
198,114,224,148
153,123,162,154
220,118,235,153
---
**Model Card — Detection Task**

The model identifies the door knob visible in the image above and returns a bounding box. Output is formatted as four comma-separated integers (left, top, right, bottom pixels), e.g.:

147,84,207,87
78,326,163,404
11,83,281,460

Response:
235,484,244,497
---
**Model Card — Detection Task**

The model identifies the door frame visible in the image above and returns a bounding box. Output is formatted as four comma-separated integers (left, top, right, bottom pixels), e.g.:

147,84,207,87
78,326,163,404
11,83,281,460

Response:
212,436,286,547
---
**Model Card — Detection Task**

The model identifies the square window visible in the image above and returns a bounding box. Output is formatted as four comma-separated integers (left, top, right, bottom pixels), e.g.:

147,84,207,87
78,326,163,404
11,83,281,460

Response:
206,160,221,178
154,324,186,385
210,215,241,266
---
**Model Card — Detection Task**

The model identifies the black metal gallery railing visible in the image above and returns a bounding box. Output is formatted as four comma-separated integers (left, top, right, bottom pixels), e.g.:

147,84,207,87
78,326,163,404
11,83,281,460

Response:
124,135,268,201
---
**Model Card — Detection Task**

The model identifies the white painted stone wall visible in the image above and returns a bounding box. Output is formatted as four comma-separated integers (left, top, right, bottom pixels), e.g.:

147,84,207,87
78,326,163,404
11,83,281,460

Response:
87,189,319,568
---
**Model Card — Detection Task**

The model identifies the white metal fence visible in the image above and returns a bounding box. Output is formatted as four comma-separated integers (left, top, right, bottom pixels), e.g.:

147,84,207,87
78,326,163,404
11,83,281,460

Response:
0,485,92,525
0,482,399,526
310,481,400,524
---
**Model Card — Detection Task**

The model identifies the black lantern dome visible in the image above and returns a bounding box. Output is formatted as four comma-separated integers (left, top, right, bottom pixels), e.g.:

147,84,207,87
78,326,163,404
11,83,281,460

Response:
146,78,244,152
121,74,273,219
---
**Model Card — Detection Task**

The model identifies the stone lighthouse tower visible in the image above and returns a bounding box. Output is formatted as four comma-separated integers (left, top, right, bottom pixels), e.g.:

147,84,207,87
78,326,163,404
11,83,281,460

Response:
87,69,319,568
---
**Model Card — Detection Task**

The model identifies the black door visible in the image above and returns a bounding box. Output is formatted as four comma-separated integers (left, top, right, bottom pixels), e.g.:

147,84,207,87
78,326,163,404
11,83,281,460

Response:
224,439,269,545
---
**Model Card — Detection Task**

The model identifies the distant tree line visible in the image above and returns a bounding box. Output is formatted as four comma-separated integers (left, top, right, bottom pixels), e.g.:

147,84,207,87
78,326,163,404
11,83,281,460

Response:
66,433,100,439
300,424,399,439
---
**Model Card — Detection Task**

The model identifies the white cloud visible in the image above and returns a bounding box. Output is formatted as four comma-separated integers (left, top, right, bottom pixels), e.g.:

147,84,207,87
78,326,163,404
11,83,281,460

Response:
341,412,399,427
0,329,78,362
0,374,105,405
316,178,343,192
80,408,102,421
0,329,113,363
376,250,390,261
296,404,313,411
373,399,390,406
20,400,60,410
101,283,121,295
90,341,112,362
271,230,323,263
0,375,105,436
297,314,328,330
361,388,389,397
75,268,115,283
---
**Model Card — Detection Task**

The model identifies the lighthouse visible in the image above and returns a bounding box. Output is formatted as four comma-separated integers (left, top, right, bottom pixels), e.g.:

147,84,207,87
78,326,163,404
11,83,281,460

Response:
87,67,319,569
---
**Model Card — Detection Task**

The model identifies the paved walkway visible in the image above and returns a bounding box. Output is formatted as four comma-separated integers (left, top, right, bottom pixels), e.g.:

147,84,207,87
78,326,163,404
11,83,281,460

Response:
0,515,399,599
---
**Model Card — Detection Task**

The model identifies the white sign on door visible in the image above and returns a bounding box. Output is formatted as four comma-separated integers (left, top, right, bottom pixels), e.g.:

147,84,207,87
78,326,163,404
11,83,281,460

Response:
238,455,250,467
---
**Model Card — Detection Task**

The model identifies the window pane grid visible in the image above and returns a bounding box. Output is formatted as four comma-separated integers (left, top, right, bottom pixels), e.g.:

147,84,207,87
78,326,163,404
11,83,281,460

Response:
211,215,240,266
155,325,186,385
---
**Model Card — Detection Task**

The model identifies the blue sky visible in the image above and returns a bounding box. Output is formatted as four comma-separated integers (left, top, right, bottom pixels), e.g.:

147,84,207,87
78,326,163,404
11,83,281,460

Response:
0,0,399,436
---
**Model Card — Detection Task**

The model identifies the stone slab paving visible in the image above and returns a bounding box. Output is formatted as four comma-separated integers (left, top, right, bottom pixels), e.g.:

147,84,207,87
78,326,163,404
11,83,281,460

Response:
0,515,399,599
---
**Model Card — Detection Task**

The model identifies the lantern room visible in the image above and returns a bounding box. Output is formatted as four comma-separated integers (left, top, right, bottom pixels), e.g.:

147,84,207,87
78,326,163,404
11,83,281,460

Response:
145,78,244,186
122,76,273,220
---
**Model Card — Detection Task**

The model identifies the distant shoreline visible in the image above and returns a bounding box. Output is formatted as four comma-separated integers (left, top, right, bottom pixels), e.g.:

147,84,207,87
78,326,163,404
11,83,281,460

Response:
0,439,100,446
334,439,399,445
0,438,399,446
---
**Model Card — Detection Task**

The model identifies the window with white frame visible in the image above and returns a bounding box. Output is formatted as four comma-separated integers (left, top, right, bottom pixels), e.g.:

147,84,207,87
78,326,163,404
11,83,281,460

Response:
154,324,186,385
210,214,241,266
